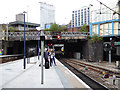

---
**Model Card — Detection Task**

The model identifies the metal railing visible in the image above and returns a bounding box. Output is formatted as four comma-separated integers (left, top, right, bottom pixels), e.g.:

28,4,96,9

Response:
0,31,89,40
61,32,90,37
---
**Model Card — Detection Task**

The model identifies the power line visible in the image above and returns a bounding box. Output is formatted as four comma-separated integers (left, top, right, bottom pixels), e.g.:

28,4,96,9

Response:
92,7,116,22
96,0,120,15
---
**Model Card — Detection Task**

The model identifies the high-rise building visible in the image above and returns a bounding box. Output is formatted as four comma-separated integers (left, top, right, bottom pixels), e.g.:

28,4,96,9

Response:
72,6,90,28
39,2,55,29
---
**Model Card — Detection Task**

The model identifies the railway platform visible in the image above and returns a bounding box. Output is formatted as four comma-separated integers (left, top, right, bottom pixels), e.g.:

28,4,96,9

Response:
0,56,90,89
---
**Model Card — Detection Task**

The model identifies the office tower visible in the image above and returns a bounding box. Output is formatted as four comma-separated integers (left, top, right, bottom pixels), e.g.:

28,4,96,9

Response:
40,2,55,29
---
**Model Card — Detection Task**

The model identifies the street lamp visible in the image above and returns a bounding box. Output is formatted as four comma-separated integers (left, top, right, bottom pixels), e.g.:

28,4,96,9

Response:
23,11,27,69
40,28,45,84
39,2,44,84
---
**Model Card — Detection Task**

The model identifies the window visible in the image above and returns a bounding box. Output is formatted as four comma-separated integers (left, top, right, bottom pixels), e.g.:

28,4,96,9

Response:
85,20,86,24
75,23,77,27
88,10,89,13
75,19,77,23
78,13,80,18
88,16,89,24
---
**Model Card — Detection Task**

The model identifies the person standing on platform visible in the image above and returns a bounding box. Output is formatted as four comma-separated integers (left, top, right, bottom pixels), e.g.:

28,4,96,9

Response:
44,49,49,62
48,49,52,67
44,48,49,69
51,50,56,66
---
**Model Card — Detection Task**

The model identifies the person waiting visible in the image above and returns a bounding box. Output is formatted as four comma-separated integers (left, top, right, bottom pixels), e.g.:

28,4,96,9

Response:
51,50,56,66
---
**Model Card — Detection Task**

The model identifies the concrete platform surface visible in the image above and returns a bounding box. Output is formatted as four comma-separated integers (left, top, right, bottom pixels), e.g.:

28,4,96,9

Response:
0,56,90,89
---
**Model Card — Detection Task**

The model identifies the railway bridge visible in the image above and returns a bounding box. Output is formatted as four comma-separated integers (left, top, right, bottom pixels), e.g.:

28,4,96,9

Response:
0,31,89,41
1,31,91,60
0,31,119,62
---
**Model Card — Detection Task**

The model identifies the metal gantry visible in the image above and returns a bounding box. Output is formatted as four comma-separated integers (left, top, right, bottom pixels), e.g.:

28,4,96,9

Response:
0,31,90,40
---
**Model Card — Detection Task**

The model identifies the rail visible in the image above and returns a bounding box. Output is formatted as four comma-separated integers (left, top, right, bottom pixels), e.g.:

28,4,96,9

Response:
59,59,109,90
69,59,120,77
0,54,23,63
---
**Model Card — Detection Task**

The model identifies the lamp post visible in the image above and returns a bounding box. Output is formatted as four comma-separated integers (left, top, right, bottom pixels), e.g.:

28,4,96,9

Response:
40,29,45,84
39,2,45,84
23,11,27,69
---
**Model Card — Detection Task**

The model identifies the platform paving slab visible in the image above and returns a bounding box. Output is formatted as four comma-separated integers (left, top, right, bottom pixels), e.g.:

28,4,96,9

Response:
0,56,71,88
2,64,64,88
1,56,91,89
0,56,38,89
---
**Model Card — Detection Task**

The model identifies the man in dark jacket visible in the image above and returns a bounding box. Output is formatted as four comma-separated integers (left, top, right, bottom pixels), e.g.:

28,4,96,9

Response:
44,48,49,62
39,48,48,67
44,48,50,69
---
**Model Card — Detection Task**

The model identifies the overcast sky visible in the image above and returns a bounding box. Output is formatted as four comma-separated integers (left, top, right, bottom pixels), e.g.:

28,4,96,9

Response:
0,0,118,25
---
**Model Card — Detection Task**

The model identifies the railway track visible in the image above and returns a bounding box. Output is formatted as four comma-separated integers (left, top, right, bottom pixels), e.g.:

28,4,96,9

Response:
59,59,109,90
0,54,23,63
67,59,120,78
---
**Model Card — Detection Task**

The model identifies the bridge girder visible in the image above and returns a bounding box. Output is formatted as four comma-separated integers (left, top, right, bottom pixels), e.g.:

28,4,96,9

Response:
0,31,90,41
